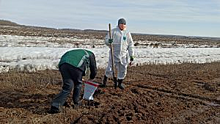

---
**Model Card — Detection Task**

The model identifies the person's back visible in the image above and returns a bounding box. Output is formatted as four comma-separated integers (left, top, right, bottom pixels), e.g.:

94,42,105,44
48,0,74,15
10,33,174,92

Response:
59,49,90,68
59,49,97,79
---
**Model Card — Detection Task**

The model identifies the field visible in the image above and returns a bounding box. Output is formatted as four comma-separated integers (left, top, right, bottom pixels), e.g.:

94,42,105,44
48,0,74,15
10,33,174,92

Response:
0,20,220,124
0,63,220,124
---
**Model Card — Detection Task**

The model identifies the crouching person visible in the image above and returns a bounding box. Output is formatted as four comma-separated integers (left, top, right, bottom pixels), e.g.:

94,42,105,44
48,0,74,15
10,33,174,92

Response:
49,49,97,114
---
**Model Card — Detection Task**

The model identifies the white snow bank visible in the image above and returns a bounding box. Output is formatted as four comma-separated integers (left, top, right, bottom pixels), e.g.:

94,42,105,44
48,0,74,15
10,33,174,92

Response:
1,34,220,73
1,47,220,73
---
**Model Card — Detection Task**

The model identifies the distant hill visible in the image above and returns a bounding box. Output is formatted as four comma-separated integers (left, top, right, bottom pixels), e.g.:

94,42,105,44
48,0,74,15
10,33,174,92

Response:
0,20,19,26
0,20,107,32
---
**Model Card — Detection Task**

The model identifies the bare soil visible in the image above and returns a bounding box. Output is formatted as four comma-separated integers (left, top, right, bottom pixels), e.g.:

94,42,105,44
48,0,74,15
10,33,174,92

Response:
0,63,220,124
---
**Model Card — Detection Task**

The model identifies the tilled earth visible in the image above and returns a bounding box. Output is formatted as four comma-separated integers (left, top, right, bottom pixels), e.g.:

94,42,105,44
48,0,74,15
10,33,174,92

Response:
0,63,220,124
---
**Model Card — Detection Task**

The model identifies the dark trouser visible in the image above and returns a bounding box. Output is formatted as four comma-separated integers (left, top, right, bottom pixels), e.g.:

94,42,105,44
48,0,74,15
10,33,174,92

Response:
51,63,83,109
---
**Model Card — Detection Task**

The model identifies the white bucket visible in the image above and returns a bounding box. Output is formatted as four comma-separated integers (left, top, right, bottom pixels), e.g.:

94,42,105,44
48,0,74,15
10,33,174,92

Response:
83,81,99,100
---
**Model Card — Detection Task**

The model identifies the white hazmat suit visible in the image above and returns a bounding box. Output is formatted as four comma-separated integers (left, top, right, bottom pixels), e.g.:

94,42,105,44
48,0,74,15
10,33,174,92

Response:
105,26,134,79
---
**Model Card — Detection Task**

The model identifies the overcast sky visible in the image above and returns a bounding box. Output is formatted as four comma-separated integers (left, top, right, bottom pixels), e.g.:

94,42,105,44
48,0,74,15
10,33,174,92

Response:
0,0,220,37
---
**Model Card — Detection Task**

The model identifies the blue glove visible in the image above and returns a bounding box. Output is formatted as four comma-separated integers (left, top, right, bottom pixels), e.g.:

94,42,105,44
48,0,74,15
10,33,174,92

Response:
130,56,134,61
108,39,113,43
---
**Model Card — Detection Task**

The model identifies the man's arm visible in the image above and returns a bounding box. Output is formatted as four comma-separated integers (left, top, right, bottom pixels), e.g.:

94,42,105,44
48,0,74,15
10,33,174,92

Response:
127,32,134,57
89,53,97,79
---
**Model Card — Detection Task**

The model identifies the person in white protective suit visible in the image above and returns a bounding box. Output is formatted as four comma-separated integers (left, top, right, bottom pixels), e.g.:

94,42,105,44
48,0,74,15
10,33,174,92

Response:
101,18,134,89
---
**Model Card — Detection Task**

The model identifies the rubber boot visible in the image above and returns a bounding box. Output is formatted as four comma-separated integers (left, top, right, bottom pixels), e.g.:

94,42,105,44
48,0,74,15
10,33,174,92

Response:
48,106,60,114
100,75,108,87
118,79,125,89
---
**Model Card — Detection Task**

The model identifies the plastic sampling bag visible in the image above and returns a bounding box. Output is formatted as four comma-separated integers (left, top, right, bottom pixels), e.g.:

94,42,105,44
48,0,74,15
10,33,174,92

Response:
83,81,99,100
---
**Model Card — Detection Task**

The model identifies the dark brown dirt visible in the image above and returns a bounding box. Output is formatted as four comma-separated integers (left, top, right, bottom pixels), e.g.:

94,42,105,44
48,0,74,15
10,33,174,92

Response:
0,63,220,124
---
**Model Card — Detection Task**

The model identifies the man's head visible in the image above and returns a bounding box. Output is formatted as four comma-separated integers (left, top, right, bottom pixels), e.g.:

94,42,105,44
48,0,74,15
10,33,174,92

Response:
118,18,126,30
118,18,126,25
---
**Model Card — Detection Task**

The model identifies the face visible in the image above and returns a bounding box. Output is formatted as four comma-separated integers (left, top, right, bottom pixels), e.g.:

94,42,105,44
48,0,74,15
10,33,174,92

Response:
118,23,126,30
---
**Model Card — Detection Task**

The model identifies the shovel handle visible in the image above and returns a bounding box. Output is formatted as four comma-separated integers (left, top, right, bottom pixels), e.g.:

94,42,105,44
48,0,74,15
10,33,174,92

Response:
109,23,112,39
109,23,117,89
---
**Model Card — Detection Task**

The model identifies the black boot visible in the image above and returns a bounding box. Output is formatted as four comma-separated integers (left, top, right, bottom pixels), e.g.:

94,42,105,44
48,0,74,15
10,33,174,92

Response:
100,75,108,87
48,106,60,114
118,79,125,89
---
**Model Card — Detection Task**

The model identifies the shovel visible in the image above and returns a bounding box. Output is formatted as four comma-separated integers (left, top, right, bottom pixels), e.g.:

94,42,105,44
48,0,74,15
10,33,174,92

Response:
109,23,117,89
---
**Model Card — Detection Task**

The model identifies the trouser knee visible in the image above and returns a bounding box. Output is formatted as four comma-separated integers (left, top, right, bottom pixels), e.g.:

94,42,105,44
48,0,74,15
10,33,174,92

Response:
62,79,74,92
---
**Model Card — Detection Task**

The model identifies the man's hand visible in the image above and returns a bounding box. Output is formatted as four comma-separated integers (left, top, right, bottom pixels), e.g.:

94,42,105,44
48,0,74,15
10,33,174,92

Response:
130,56,134,62
108,39,113,43
129,56,134,66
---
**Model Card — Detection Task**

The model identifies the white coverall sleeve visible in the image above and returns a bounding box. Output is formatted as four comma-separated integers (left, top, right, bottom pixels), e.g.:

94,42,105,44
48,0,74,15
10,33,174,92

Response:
127,32,134,57
104,32,111,46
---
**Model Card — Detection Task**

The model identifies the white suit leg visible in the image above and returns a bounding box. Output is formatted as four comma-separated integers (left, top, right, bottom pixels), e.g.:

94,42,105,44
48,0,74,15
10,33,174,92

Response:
116,62,127,80
105,55,113,78
105,63,113,78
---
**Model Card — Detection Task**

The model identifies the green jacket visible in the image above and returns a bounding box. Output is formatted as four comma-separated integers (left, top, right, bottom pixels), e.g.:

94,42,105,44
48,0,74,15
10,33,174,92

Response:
59,49,97,79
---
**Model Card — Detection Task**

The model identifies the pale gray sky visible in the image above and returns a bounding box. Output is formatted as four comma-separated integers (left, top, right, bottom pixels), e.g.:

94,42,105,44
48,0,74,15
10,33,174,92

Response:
0,0,220,37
